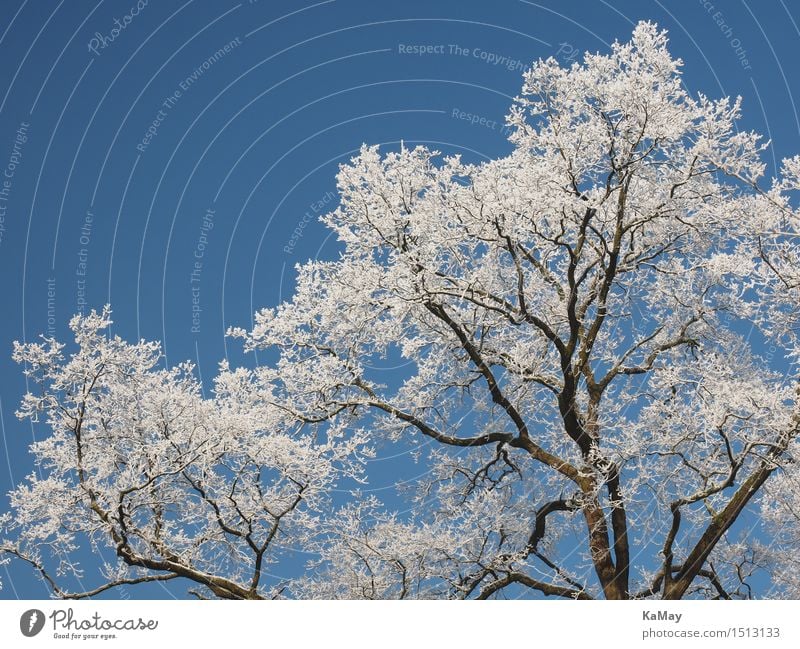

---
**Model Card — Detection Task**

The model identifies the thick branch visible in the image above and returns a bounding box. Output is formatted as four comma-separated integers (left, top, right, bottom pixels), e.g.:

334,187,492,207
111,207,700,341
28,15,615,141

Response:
476,571,593,600
664,415,799,599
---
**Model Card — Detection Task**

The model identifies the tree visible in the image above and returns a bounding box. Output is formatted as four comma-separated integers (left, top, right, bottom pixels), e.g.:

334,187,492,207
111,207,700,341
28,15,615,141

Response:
1,309,368,599
3,22,800,600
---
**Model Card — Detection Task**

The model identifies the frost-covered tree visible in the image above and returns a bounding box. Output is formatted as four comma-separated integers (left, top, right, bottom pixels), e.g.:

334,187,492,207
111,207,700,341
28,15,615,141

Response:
1,309,368,599
3,22,800,599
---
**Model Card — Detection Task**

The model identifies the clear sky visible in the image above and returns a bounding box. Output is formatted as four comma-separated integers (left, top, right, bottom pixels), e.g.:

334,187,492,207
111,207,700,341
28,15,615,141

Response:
1,0,799,598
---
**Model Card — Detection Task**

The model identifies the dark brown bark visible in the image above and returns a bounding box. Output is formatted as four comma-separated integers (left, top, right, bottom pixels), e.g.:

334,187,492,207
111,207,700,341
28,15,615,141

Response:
663,417,799,599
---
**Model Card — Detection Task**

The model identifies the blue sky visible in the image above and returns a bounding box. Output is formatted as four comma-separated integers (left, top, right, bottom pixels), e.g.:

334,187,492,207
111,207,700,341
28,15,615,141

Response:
1,0,799,598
